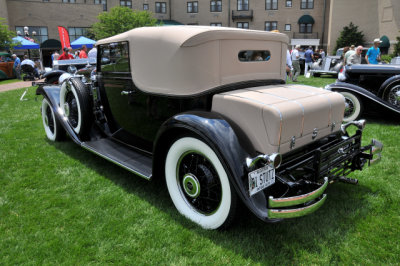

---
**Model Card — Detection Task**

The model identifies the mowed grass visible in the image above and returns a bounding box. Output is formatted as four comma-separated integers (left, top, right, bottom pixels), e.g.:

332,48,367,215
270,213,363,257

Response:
0,80,399,265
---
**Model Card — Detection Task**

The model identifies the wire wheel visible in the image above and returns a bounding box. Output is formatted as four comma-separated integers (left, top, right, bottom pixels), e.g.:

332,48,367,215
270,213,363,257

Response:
385,84,400,107
341,91,362,122
165,137,236,229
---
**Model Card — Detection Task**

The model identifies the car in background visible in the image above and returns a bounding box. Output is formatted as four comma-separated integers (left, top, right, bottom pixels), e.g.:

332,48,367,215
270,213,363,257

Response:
36,26,381,229
0,52,16,80
325,64,400,122
40,57,96,84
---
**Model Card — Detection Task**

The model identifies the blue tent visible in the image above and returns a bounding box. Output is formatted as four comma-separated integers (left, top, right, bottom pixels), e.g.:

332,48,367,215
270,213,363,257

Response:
70,36,96,49
12,36,40,49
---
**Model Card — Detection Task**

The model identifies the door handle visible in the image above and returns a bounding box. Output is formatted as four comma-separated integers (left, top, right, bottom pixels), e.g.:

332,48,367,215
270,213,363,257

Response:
121,90,133,96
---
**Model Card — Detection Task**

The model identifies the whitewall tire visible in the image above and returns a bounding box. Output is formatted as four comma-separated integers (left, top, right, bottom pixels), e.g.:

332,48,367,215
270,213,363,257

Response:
59,78,92,139
341,91,363,122
41,98,65,141
165,137,236,229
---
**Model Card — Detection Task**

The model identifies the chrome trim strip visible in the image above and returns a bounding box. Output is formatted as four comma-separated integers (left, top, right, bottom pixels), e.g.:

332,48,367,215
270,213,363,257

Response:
81,142,152,180
269,177,328,208
268,194,327,219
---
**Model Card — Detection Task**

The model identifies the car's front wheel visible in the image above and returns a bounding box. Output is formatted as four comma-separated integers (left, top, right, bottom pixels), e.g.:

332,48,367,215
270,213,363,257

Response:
165,137,236,229
341,91,363,122
59,78,92,139
41,98,65,141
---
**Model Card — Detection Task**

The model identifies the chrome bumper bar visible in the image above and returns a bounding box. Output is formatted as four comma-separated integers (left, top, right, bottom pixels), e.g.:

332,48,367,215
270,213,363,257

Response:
369,139,383,165
268,177,328,219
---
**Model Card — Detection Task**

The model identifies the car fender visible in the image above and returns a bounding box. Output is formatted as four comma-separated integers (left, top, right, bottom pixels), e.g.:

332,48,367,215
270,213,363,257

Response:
153,111,276,222
326,82,400,114
36,84,82,144
43,70,66,81
377,74,400,98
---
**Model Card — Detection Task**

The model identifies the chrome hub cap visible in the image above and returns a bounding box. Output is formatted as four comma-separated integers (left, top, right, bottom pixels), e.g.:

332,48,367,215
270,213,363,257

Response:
344,98,355,117
388,86,400,106
182,173,200,198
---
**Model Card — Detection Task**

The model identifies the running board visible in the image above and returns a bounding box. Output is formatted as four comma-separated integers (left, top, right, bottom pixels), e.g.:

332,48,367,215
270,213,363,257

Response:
82,138,152,180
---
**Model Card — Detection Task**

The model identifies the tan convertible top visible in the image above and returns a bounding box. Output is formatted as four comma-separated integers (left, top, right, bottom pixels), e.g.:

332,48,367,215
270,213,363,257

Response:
96,26,289,96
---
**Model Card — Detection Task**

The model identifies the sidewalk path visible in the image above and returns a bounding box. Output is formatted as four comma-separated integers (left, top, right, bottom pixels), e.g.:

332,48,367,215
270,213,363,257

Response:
0,80,42,93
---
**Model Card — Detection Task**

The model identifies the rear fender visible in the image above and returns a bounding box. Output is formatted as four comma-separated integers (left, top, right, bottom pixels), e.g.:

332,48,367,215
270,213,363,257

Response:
326,82,400,114
377,74,400,97
153,111,277,221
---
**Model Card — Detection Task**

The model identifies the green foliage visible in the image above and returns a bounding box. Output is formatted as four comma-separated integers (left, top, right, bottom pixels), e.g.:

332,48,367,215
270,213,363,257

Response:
381,54,393,63
335,22,365,51
90,7,157,40
0,17,16,51
391,36,400,57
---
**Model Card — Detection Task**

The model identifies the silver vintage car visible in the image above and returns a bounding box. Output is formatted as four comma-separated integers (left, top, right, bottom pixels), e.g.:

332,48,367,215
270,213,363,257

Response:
37,26,382,229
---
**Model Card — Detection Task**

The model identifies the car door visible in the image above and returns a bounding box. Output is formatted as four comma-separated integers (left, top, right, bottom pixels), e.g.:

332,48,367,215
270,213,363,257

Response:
98,41,154,152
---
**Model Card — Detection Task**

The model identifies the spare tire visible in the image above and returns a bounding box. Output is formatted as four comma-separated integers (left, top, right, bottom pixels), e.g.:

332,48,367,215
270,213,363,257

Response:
59,77,92,139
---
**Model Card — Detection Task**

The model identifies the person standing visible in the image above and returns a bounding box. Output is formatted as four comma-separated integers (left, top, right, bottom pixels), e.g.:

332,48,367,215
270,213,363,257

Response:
347,46,364,65
366,38,382,64
320,49,325,59
291,45,301,82
286,49,292,82
58,47,74,60
304,46,314,77
12,54,21,80
79,45,88,59
88,47,97,59
344,45,356,64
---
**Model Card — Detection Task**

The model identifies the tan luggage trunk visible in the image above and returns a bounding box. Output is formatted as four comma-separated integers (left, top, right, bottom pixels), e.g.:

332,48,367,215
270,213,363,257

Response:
212,84,345,154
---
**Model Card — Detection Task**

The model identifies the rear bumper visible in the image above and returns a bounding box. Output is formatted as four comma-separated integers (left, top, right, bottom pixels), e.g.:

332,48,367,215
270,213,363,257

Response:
263,122,383,219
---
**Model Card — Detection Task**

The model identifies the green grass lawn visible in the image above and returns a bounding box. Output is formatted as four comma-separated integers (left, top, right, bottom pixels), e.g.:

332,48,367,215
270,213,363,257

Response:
0,82,399,264
0,78,20,85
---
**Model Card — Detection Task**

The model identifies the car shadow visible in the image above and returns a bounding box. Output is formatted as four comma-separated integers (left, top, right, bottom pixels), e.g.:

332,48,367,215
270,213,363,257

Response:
52,139,372,264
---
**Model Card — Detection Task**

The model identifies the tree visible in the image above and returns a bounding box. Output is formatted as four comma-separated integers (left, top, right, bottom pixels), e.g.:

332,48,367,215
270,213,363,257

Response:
90,7,158,40
0,17,16,51
391,35,400,57
334,22,365,52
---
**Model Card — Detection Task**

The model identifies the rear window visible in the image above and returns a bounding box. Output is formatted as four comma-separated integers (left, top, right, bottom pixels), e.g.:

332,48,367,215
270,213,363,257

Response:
238,50,271,62
99,42,130,73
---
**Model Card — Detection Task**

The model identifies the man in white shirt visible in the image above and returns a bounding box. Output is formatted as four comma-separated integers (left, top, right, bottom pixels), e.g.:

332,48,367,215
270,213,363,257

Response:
21,55,39,78
291,45,301,82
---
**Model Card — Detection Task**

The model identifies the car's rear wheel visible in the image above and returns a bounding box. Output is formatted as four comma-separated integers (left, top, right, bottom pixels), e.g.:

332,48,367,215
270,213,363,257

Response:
341,91,363,122
41,98,65,141
59,78,92,139
165,137,236,229
382,83,400,108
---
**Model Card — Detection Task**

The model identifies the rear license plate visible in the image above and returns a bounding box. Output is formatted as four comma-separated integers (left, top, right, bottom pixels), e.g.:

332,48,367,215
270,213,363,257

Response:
248,165,275,196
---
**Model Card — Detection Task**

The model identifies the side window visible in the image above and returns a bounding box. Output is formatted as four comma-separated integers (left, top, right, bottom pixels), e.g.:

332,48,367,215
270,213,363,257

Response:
99,42,130,73
238,50,271,62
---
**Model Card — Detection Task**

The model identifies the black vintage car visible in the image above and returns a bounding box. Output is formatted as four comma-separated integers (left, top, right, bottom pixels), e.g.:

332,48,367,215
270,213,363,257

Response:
36,26,382,230
325,64,400,122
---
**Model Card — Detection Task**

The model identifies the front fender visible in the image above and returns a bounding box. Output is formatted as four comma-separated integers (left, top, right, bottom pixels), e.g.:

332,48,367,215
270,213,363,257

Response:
43,70,66,80
326,82,400,114
153,111,276,222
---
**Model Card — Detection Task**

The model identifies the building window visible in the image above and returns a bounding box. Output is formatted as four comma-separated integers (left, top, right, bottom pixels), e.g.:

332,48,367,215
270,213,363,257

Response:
299,23,312,33
285,24,291,31
187,1,198,13
285,0,292,7
120,0,132,8
143,3,149,10
94,0,107,11
210,23,222,26
301,0,313,9
68,27,90,42
156,2,167,13
237,22,249,29
237,0,249,11
15,26,48,44
210,0,222,12
43,0,49,2
265,21,277,31
265,0,277,10
62,0,76,3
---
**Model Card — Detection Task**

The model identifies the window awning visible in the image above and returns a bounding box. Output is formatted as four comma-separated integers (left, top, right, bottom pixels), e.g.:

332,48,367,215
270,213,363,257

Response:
40,39,61,49
298,15,315,24
380,35,390,48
